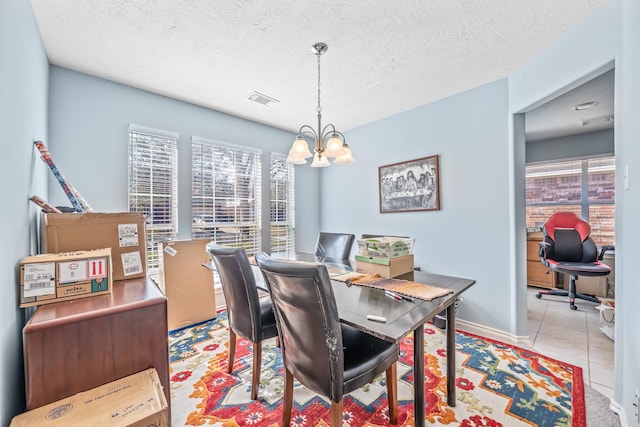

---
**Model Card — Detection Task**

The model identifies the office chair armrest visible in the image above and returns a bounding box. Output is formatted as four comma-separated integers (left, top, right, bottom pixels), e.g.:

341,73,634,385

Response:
598,244,615,260
538,241,551,259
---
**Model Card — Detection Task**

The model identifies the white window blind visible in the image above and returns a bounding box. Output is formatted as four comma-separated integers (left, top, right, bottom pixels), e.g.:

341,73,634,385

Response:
270,153,295,254
525,156,615,246
128,125,179,269
192,137,262,255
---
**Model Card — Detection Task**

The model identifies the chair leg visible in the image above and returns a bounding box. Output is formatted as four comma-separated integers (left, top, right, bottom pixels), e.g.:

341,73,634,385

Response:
282,368,294,427
227,329,237,374
571,276,601,305
567,276,578,310
251,342,262,400
536,275,601,310
331,399,343,427
386,363,398,424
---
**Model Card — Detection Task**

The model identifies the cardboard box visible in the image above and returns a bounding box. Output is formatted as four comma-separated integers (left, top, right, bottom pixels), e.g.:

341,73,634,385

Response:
562,273,608,298
19,248,112,308
40,212,147,281
357,236,414,258
355,254,414,278
10,368,167,427
41,212,147,282
157,239,217,331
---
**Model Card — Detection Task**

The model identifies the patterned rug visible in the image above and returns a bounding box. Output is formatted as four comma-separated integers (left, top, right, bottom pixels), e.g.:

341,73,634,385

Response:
169,312,585,426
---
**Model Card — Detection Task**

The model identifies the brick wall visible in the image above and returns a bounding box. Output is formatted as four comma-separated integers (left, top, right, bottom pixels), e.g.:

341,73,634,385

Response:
525,160,615,247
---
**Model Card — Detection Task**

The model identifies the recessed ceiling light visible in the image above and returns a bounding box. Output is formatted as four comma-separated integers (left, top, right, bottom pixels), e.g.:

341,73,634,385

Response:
571,101,599,111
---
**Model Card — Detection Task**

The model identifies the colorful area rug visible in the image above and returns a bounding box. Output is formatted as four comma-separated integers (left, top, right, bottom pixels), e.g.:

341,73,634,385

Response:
169,312,584,426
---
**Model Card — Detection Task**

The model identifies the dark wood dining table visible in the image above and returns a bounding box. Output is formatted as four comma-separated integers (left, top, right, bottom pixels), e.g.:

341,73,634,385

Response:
262,252,476,427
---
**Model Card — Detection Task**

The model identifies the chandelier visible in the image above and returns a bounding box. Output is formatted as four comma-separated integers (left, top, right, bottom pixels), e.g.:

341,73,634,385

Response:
286,42,355,167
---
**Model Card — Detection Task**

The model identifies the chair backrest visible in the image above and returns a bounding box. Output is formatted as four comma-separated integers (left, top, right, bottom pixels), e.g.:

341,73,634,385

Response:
206,243,263,342
542,212,599,263
314,232,355,260
255,252,344,402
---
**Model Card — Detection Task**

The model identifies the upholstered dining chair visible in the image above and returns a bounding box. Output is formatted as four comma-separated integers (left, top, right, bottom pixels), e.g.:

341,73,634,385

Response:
255,252,398,426
206,243,278,400
314,232,355,260
535,212,611,310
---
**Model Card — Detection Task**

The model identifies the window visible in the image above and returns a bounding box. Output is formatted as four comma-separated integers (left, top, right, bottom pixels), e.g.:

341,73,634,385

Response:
526,156,615,246
128,125,179,269
192,137,262,255
270,153,295,254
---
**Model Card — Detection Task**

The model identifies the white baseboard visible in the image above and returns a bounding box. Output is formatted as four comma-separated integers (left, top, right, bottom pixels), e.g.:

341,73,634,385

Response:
611,400,627,426
455,318,532,346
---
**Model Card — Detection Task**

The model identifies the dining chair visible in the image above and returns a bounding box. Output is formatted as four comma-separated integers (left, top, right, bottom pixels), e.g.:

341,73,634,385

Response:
255,252,398,426
314,232,355,260
206,243,278,400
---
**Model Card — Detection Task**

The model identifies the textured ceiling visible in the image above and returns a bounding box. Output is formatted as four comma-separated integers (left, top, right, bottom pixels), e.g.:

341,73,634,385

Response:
31,0,609,134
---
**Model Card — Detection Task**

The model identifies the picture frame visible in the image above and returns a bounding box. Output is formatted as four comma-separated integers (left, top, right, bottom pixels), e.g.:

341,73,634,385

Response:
378,155,440,213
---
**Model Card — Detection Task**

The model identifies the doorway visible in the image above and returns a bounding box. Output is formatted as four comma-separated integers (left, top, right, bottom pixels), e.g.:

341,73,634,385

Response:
520,68,616,398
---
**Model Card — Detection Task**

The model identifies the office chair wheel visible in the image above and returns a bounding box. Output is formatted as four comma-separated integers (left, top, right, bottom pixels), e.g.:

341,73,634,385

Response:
535,292,542,299
570,303,577,310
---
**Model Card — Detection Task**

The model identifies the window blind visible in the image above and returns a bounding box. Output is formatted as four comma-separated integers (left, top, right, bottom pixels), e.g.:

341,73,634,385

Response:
192,137,262,255
525,156,615,246
128,125,179,269
270,153,295,254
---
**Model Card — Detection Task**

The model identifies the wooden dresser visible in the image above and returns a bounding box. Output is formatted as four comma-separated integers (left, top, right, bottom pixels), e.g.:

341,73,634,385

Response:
22,277,170,418
527,232,558,288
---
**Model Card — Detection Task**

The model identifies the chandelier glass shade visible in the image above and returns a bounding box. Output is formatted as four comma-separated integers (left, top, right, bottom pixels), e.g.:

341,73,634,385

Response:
286,42,355,167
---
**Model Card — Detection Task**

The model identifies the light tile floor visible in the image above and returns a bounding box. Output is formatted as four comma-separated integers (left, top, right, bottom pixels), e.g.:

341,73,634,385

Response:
457,287,615,399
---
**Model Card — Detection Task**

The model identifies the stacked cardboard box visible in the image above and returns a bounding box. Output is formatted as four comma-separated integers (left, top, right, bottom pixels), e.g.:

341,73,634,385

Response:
40,212,147,282
10,368,167,426
19,248,112,308
355,236,415,278
355,254,414,278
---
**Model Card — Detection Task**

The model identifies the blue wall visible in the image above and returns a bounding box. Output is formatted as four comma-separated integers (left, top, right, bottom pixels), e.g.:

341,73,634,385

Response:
0,0,49,424
5,0,640,423
320,78,511,332
526,128,614,163
47,67,321,247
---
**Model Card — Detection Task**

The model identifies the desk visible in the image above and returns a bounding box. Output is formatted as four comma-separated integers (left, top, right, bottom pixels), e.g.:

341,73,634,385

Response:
22,277,171,419
269,253,476,427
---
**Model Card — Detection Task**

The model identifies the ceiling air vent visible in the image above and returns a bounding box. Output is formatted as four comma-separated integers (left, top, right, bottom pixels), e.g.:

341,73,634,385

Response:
580,114,614,126
248,91,279,106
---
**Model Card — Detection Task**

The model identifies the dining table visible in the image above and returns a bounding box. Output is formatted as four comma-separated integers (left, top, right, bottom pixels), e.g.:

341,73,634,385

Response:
258,252,476,427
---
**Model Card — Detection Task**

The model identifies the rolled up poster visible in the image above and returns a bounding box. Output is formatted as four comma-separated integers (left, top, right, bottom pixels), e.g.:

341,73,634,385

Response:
29,195,62,213
33,140,93,212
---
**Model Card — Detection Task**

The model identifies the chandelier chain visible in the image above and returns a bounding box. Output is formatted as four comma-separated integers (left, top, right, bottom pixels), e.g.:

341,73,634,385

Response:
316,51,322,115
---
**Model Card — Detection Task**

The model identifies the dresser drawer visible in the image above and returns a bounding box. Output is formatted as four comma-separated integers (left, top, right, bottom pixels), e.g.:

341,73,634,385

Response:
526,241,543,261
527,260,556,288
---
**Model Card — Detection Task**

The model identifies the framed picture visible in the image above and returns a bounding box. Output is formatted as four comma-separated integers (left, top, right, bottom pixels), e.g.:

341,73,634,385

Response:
378,155,440,213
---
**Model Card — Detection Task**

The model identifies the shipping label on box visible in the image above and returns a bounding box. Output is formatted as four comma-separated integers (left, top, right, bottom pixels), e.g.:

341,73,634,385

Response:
10,368,168,427
19,248,113,308
22,263,56,298
41,212,147,282
122,251,144,277
118,223,140,247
